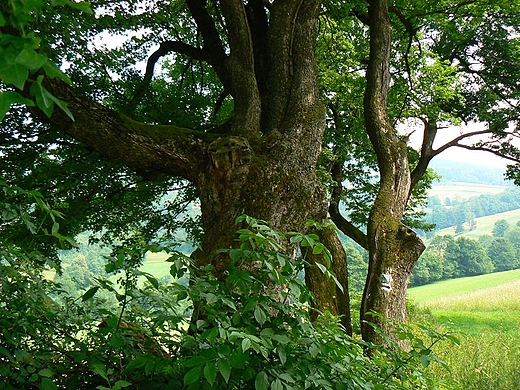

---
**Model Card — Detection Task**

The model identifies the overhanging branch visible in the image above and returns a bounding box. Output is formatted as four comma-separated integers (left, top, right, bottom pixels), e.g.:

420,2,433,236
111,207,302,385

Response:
127,41,206,114
28,77,215,182
329,162,368,250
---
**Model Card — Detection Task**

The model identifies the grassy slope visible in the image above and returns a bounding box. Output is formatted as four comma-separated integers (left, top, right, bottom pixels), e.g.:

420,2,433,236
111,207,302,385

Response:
408,270,520,336
408,270,520,389
428,182,509,201
140,251,172,279
408,268,520,303
434,208,520,238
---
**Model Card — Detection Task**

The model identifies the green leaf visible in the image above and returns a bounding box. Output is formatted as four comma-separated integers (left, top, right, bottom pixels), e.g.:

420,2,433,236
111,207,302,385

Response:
112,380,132,390
39,378,58,390
221,297,236,310
289,235,303,244
91,363,109,381
38,368,54,378
29,75,74,120
42,61,71,83
2,63,29,90
312,244,324,254
277,346,287,366
124,356,149,372
420,353,431,368
15,49,48,70
49,94,74,121
271,378,283,390
0,91,35,121
82,286,100,301
0,11,6,27
241,337,251,352
184,366,203,385
315,262,327,274
185,355,206,368
254,306,267,326
203,363,217,386
309,343,320,357
205,292,218,305
31,76,52,110
228,349,246,369
143,273,159,289
109,333,125,349
278,373,294,383
217,359,231,383
254,371,269,390
229,248,242,262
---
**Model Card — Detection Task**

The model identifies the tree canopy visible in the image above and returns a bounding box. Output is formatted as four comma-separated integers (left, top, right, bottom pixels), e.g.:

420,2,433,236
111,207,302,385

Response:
2,0,520,386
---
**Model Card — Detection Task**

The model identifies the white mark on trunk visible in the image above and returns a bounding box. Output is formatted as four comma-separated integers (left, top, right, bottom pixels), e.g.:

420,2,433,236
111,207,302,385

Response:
380,269,393,292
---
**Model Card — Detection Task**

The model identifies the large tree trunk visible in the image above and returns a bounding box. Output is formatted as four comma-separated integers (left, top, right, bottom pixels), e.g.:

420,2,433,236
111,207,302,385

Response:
360,0,425,346
23,0,351,332
194,102,352,333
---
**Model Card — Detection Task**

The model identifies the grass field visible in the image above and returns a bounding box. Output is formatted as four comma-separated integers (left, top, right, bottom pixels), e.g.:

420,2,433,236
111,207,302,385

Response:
427,182,520,239
408,270,520,389
432,207,520,239
408,268,520,304
428,182,510,202
140,251,173,279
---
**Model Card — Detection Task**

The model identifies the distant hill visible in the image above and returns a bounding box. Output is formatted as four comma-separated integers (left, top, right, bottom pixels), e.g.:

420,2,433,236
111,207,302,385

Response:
429,159,513,186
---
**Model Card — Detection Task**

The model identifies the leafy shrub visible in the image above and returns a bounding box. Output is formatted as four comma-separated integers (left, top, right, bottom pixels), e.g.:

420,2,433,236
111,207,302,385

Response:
1,203,452,389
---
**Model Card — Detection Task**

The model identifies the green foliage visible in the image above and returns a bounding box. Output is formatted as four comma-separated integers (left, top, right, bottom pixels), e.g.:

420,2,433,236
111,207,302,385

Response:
0,178,76,266
492,219,510,237
413,212,520,285
0,0,91,120
1,205,450,389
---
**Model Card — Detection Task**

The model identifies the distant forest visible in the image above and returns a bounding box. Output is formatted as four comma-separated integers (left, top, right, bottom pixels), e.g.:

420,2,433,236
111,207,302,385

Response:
408,160,520,286
423,160,518,234
429,159,512,186
425,187,520,233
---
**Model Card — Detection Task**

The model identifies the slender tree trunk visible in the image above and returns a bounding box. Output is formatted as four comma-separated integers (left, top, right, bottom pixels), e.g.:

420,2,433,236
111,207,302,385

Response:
360,0,425,346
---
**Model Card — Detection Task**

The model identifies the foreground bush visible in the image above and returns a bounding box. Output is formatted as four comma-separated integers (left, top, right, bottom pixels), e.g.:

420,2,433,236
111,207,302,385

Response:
1,216,453,389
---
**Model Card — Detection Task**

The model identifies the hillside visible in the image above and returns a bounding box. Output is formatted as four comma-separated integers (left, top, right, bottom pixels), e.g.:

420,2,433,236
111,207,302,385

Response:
407,269,520,389
431,207,520,238
428,182,509,202
407,268,520,304
429,159,512,186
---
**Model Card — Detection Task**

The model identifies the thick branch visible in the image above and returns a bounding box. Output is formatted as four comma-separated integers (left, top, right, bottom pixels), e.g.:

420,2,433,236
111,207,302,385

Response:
185,0,230,84
33,77,213,182
449,142,520,164
220,0,261,135
246,0,269,99
329,162,368,250
264,0,305,132
410,119,437,190
127,41,206,114
433,128,500,156
364,0,393,169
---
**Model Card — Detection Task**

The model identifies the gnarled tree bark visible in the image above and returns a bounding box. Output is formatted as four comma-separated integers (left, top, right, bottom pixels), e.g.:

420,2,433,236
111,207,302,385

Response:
20,0,351,332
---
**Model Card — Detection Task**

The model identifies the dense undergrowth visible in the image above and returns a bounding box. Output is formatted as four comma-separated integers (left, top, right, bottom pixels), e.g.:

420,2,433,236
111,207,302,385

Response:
0,208,457,389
